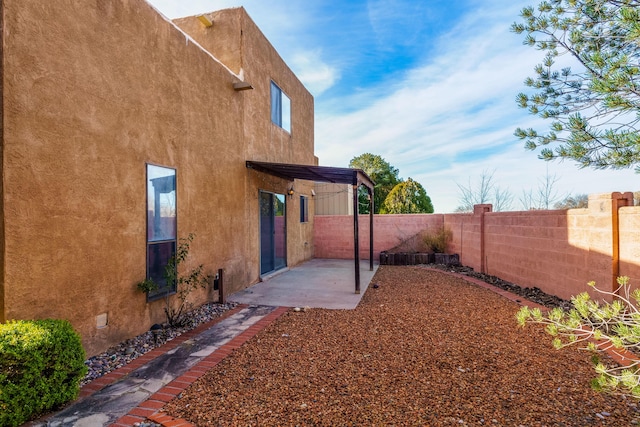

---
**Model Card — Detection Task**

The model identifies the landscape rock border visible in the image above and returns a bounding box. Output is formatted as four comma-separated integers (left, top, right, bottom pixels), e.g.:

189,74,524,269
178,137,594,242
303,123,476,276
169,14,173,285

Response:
427,263,573,310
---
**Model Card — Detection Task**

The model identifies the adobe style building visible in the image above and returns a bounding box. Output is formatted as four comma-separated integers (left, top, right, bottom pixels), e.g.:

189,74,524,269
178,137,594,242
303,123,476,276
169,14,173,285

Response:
0,0,340,356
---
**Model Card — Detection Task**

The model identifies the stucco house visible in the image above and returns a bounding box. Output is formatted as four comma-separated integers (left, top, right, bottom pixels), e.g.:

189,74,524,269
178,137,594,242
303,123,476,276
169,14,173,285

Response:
0,0,374,356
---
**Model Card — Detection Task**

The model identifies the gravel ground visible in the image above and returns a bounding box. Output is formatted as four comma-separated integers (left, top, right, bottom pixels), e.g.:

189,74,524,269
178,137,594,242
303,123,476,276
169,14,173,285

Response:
81,302,237,386
161,266,640,426
428,264,574,311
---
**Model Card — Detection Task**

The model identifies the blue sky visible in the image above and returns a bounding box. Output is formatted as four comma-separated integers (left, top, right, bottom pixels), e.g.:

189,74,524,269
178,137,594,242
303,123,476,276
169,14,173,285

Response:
147,0,638,213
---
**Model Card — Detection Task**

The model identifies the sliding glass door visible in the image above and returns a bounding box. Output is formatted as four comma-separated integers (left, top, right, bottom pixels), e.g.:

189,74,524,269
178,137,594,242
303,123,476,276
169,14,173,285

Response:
259,191,286,275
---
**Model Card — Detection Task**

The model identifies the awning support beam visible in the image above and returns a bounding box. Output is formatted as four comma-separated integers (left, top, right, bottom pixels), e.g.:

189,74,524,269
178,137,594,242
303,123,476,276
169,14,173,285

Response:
353,184,361,294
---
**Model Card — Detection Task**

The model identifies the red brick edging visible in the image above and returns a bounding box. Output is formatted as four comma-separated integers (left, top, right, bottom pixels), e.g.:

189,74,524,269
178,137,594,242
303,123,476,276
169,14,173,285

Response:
79,304,249,399
108,306,289,427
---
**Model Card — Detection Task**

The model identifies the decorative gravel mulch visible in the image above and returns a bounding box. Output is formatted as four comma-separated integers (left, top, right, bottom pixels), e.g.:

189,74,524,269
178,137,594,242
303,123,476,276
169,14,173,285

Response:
161,266,640,426
427,264,574,310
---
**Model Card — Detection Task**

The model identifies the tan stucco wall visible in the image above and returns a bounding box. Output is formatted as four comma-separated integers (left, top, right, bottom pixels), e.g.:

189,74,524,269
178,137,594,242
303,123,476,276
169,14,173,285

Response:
176,7,316,277
1,1,315,355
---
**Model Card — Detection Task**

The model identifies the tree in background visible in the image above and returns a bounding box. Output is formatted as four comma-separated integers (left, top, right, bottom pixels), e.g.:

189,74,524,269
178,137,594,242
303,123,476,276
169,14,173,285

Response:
380,178,434,214
519,169,563,210
512,1,640,171
349,153,401,214
554,193,589,209
455,170,513,212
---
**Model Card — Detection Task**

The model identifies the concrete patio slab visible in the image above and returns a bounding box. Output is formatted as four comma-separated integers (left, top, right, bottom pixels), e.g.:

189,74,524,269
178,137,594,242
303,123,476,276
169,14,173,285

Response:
227,258,379,309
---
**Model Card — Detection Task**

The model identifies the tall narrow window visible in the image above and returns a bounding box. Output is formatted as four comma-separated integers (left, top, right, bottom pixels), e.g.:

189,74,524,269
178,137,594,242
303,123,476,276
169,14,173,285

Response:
146,164,177,300
300,195,309,223
270,81,291,133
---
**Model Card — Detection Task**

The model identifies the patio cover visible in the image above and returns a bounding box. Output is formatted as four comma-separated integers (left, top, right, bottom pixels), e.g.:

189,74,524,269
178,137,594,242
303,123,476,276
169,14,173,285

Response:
246,160,375,293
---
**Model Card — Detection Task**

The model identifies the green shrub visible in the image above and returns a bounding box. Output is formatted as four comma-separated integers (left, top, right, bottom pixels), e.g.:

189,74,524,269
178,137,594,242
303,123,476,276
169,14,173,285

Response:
136,233,210,327
0,319,87,426
423,226,453,253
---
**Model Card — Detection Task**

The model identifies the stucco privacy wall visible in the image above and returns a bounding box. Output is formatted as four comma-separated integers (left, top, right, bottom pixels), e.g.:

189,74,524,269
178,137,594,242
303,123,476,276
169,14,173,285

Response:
1,1,315,355
314,192,640,301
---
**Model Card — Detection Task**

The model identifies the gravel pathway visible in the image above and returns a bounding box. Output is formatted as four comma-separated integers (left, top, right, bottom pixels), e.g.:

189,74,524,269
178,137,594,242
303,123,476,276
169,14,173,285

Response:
161,266,640,426
81,302,237,386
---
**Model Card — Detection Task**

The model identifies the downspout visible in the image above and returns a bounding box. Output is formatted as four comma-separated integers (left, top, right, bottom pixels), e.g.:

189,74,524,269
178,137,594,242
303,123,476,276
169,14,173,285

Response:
216,268,225,304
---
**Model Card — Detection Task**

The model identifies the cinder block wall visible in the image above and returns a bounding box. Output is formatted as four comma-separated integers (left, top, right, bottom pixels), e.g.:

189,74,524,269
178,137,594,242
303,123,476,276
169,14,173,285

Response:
314,192,639,301
314,214,443,260
314,216,354,259
480,209,591,300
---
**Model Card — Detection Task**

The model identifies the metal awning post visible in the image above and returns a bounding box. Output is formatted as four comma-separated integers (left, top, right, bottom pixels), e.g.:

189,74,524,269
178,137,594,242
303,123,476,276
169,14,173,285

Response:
353,184,361,294
369,187,374,271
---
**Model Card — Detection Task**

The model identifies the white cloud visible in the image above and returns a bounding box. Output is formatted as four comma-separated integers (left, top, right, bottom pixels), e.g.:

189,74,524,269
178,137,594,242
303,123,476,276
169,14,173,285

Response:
314,0,638,212
290,50,339,96
366,0,433,48
315,8,536,166
147,0,639,213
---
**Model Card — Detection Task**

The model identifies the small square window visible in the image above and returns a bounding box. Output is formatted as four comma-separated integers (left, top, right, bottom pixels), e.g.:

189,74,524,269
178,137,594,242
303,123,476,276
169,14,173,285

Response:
300,195,309,223
271,81,291,133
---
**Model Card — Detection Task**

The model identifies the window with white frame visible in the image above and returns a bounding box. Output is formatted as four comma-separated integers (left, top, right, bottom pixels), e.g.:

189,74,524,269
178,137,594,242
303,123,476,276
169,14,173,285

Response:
270,81,291,132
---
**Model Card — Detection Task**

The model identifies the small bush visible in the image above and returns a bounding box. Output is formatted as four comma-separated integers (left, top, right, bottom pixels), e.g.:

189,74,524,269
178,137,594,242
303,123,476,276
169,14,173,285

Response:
137,233,210,327
423,226,453,253
0,319,87,426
